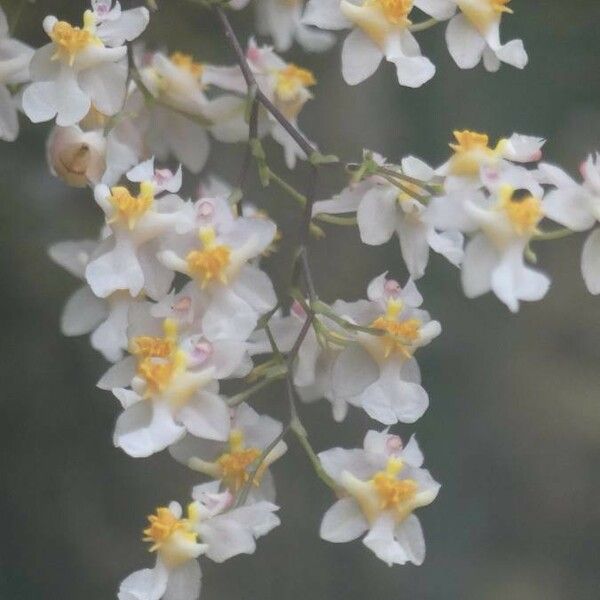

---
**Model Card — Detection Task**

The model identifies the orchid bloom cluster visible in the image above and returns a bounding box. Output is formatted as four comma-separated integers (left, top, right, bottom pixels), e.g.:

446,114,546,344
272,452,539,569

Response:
2,0,597,598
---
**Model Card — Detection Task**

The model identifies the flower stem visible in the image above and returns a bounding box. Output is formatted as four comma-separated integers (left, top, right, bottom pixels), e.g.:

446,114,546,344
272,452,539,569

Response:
533,227,576,241
409,17,439,33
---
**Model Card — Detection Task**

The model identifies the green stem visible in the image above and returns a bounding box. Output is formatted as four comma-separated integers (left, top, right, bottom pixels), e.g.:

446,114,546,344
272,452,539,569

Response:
409,17,439,33
266,167,307,207
227,371,286,407
313,300,384,336
291,421,338,491
314,214,358,226
533,227,576,241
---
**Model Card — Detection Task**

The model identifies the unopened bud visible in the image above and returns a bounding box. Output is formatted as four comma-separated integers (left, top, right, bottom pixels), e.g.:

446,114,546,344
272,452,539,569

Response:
47,126,107,188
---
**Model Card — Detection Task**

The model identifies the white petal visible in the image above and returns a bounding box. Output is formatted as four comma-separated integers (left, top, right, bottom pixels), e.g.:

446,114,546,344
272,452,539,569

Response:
356,187,397,245
202,289,258,342
505,134,545,163
387,41,435,88
61,286,107,336
320,498,369,542
341,29,383,86
163,560,201,600
114,401,185,458
401,435,424,467
426,228,464,267
332,345,378,398
542,188,595,231
361,365,429,425
118,562,168,600
490,248,550,312
302,0,352,30
461,233,497,298
318,447,375,482
0,6,7,37
86,238,144,298
482,46,500,72
363,514,407,565
0,84,18,141
90,301,130,362
445,14,485,69
22,81,58,123
55,68,91,127
48,239,96,277
177,391,230,441
397,217,430,279
413,0,456,19
394,514,426,566
97,355,137,389
98,7,150,46
495,39,528,69
230,265,277,314
79,60,127,116
581,229,600,295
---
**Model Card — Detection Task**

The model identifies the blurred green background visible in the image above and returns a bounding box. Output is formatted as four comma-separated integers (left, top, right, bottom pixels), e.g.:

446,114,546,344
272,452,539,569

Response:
1,0,600,598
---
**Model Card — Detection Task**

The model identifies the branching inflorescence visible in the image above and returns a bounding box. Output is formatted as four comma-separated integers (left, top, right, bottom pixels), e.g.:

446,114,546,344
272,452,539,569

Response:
2,0,598,598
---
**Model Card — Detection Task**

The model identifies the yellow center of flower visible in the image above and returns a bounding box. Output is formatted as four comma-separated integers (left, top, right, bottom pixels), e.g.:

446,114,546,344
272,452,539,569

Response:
130,319,178,359
143,507,196,551
131,320,189,397
170,51,204,79
370,300,421,358
448,130,508,177
499,184,543,235
457,0,513,33
372,458,418,511
217,431,262,492
49,11,103,66
365,0,413,26
342,458,420,524
186,227,232,286
275,64,316,102
143,505,201,567
108,181,155,229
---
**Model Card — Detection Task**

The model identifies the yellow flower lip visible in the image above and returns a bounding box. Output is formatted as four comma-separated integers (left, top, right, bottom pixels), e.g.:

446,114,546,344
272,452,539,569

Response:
170,51,204,79
369,299,421,358
108,180,155,230
498,184,543,235
186,227,232,286
341,458,421,524
143,504,200,567
448,129,508,177
48,10,103,66
340,0,412,45
457,0,513,34
275,64,316,102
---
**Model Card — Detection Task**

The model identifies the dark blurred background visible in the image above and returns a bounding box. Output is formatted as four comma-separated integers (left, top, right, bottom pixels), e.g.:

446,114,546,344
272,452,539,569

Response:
1,0,600,598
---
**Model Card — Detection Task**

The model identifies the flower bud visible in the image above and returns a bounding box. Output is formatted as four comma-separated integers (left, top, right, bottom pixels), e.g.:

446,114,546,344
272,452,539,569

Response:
46,126,107,188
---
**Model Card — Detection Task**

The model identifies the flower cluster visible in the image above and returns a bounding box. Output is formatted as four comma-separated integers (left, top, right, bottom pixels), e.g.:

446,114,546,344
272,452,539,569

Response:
2,0,597,598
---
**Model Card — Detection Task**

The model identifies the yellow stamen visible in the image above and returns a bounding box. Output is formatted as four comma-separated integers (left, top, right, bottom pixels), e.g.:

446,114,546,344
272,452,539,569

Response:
499,184,543,235
275,64,316,102
108,181,155,229
457,0,513,33
170,52,204,79
365,0,413,26
186,227,231,286
49,11,102,66
448,130,508,177
369,300,420,358
137,350,187,397
372,458,418,511
216,430,262,492
130,319,178,359
342,458,419,524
